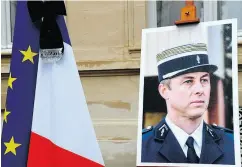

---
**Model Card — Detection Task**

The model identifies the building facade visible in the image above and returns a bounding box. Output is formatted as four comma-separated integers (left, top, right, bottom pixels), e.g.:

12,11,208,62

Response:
1,1,242,166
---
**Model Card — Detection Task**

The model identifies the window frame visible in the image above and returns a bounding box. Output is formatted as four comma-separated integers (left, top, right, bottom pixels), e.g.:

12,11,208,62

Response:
147,0,242,43
1,1,13,54
204,1,242,42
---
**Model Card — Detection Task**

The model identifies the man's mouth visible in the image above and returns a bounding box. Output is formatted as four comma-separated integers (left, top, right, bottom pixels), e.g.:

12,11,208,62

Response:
190,100,205,104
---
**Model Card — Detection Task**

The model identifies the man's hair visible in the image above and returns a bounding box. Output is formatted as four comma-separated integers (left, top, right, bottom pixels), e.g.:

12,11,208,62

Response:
160,78,171,90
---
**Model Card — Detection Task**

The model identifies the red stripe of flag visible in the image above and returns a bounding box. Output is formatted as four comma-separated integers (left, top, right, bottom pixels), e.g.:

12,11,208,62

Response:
27,132,104,167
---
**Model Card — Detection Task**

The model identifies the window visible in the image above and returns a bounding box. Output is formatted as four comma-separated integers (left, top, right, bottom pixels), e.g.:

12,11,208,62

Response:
217,1,242,37
1,1,16,52
147,1,242,41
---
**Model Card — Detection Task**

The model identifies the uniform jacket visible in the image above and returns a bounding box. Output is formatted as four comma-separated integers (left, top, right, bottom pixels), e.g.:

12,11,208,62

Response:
142,118,234,164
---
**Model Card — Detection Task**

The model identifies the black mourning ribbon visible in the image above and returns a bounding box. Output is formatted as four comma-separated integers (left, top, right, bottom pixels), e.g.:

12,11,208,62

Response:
27,1,66,51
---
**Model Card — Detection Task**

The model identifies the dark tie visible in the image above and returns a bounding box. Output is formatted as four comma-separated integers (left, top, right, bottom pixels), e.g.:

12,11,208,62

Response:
186,136,199,163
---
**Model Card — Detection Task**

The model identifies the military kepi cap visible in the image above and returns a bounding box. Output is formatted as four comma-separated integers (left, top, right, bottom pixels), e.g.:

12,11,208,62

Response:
157,43,218,82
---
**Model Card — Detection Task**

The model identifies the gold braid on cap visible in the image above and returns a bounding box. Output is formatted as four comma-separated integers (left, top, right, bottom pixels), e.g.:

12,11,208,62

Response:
156,43,207,63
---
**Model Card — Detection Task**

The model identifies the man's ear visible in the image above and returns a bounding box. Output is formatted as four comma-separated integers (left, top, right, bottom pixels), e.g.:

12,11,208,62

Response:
158,83,170,100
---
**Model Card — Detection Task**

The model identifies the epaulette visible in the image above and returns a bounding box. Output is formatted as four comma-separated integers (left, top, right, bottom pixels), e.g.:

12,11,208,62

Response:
211,124,233,134
142,126,153,134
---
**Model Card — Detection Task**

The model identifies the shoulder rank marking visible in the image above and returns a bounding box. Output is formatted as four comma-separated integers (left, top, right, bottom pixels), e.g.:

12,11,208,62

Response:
211,124,233,134
142,126,153,134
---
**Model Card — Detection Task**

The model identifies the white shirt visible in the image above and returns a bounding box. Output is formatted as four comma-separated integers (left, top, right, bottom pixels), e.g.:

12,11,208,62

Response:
165,116,203,158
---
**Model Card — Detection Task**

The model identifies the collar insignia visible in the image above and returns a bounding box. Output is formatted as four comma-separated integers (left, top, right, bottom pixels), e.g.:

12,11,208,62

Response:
155,123,169,141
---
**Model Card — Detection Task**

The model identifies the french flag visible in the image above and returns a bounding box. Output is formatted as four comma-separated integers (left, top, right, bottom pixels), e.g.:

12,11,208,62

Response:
27,2,105,167
27,43,105,167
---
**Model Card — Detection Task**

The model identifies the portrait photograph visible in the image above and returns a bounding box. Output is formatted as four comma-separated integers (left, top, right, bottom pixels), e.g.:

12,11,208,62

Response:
136,19,241,167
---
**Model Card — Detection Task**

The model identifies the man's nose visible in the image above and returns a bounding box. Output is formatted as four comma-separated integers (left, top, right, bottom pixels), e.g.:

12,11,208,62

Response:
193,82,204,95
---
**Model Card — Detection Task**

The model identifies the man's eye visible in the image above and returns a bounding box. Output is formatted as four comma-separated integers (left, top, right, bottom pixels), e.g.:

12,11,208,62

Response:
201,79,209,83
184,80,193,84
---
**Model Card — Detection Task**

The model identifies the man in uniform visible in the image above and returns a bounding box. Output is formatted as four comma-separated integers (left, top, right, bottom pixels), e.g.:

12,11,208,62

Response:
142,43,234,164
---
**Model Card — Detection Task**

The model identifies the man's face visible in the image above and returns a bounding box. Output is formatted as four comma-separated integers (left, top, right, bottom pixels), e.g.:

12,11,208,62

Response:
163,72,211,119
